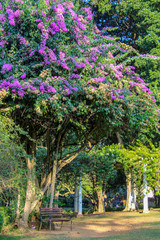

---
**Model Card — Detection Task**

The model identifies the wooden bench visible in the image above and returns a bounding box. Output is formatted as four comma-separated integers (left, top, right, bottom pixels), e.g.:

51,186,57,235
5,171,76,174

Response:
39,207,72,231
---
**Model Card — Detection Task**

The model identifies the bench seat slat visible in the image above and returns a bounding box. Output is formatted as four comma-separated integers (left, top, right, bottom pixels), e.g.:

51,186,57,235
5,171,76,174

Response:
39,207,72,231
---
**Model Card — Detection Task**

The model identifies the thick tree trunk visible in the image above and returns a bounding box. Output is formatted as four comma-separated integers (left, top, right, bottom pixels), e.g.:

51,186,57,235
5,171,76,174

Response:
20,157,36,227
49,132,62,208
54,190,59,208
96,189,105,213
20,131,36,228
124,172,132,211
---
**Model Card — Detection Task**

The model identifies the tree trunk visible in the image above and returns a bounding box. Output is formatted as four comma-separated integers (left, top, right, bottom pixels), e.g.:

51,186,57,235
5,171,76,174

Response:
20,131,36,228
49,132,62,208
96,189,105,213
54,191,59,208
49,157,58,208
124,172,132,211
20,157,36,227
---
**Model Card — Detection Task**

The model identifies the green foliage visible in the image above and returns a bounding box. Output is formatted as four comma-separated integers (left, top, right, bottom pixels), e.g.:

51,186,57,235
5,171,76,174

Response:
0,114,27,220
0,208,4,233
91,0,160,102
117,141,160,192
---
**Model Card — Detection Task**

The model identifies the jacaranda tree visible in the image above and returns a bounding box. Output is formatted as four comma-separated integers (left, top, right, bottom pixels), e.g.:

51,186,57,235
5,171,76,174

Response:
0,0,159,227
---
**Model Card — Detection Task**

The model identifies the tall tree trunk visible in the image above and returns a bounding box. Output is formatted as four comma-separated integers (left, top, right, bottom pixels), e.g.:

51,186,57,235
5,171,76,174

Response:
20,131,36,228
124,172,132,211
96,189,105,213
20,157,36,227
49,157,58,208
54,190,59,208
49,132,62,208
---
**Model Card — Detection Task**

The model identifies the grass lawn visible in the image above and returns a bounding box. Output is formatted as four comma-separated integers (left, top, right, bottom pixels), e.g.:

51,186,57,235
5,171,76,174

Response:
1,210,160,240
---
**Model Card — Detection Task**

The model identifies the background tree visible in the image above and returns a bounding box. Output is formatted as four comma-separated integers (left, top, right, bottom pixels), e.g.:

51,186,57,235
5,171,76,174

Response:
0,114,26,226
91,0,160,109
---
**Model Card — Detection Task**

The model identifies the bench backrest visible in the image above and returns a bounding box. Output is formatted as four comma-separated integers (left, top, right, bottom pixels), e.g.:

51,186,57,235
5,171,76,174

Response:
40,207,63,217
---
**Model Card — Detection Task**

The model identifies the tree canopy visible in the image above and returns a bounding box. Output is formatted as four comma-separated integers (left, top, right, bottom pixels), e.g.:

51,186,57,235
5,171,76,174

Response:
0,0,160,227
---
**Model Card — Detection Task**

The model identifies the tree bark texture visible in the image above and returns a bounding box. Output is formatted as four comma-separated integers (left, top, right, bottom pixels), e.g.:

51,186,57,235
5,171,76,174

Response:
21,157,36,227
96,189,105,213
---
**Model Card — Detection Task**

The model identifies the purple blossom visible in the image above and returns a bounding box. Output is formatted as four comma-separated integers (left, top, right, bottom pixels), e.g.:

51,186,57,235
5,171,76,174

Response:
18,90,25,97
111,95,116,100
47,86,56,93
0,14,5,21
69,73,81,79
17,34,28,45
2,64,13,72
48,49,57,62
14,9,21,18
6,9,13,14
39,85,45,93
119,95,124,99
92,77,105,83
9,18,15,26
39,48,45,54
50,22,60,32
37,22,44,31
72,87,78,91
61,63,69,70
56,20,68,32
12,80,21,88
45,0,49,5
21,73,26,79
140,54,160,59
53,4,65,14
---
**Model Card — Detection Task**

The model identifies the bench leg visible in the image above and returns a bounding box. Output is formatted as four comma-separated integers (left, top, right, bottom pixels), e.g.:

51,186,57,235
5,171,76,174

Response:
60,221,63,230
71,220,72,231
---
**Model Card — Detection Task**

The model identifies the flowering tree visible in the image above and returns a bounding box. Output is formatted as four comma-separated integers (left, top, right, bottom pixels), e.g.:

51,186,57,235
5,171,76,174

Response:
0,0,159,227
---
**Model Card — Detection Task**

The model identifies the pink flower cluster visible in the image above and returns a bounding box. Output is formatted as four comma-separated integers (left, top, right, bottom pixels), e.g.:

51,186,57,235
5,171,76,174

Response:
2,64,13,72
6,8,23,26
0,0,158,112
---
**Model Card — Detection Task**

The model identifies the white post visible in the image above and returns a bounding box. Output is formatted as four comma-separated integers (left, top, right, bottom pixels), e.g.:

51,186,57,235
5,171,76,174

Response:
143,164,149,213
131,180,136,210
78,174,82,215
74,179,78,213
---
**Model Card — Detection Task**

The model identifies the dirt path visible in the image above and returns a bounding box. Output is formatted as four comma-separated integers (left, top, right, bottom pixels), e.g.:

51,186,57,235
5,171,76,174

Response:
28,210,160,238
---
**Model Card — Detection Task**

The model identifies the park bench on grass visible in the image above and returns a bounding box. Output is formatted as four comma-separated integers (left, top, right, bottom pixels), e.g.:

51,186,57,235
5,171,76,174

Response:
39,207,72,231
